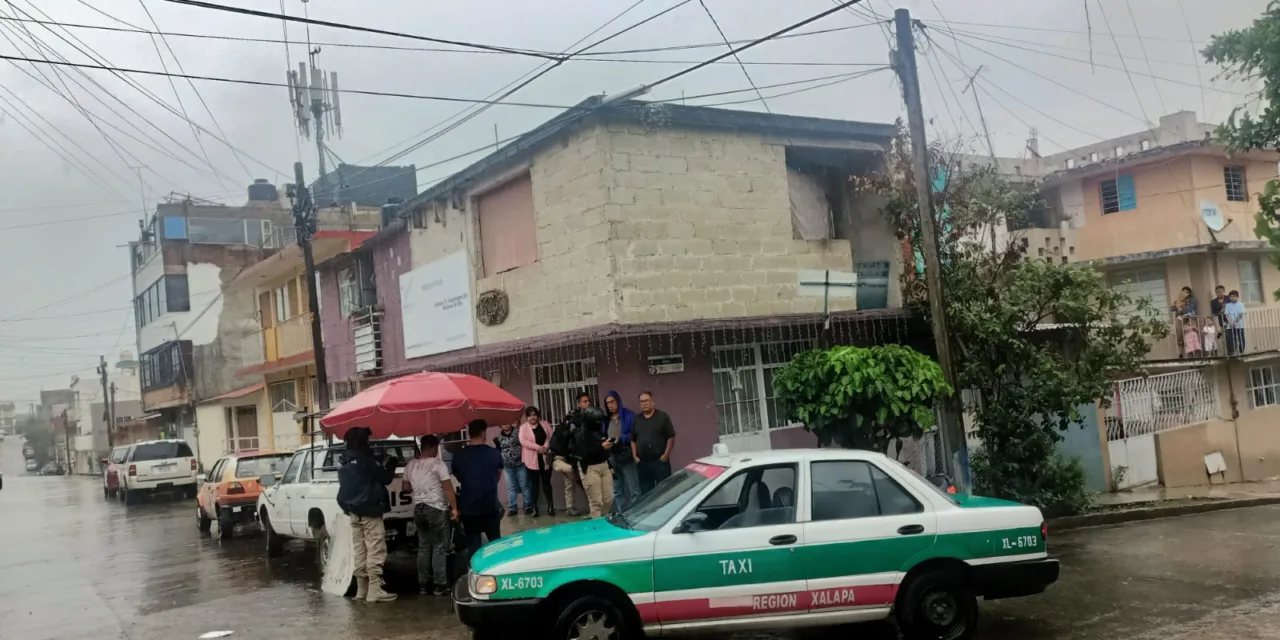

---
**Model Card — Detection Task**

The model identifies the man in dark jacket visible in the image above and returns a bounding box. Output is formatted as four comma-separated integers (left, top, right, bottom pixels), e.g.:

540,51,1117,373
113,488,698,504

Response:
336,427,398,603
605,390,640,512
572,406,615,518
549,401,585,516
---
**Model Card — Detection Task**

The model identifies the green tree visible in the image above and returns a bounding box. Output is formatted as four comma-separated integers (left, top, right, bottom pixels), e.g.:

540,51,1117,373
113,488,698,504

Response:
773,344,951,453
861,128,1168,513
1204,4,1280,299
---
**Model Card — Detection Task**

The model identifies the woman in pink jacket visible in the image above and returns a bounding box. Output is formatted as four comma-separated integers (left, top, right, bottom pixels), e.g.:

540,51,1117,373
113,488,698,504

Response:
518,406,556,517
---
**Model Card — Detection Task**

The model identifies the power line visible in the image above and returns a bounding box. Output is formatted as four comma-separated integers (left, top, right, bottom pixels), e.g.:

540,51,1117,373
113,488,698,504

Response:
343,0,692,180
938,19,1207,44
162,0,563,60
0,273,131,324
1177,0,1209,119
659,69,885,103
642,0,868,91
0,52,582,108
696,66,889,107
698,0,770,112
1094,1,1154,131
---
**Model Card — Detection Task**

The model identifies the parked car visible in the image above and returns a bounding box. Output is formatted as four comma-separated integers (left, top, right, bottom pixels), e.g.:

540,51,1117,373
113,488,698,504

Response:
25,458,37,472
101,446,130,499
39,462,64,476
455,446,1059,640
22,443,34,458
257,439,416,577
117,439,198,505
198,450,291,539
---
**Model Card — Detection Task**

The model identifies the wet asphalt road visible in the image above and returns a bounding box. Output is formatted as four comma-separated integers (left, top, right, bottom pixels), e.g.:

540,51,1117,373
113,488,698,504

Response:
4,435,1280,640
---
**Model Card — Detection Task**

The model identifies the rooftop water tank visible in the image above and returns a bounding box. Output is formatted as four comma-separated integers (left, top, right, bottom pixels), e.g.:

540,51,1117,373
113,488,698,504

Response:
248,179,278,202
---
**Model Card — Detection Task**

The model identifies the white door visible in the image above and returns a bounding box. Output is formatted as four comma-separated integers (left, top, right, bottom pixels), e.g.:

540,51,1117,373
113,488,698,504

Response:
651,463,806,627
275,451,306,536
1108,267,1168,317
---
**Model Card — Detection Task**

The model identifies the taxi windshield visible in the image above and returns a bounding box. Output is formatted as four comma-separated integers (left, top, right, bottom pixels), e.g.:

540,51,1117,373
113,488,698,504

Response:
614,464,724,531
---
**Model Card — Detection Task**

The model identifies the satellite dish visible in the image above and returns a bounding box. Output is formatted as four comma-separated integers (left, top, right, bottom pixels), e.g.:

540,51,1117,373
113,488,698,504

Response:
1201,200,1226,233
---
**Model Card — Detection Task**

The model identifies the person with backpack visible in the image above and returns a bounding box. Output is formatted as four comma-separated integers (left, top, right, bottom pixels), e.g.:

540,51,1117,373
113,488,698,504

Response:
335,427,399,603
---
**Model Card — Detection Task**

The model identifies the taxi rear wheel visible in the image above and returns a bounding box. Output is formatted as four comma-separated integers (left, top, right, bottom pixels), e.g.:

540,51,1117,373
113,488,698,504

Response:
896,568,978,640
551,595,629,640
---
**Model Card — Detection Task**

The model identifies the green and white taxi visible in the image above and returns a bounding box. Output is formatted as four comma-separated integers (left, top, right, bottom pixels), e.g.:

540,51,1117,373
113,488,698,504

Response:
454,447,1059,640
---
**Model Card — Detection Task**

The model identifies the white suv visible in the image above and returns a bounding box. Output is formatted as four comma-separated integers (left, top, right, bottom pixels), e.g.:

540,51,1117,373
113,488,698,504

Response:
118,439,198,505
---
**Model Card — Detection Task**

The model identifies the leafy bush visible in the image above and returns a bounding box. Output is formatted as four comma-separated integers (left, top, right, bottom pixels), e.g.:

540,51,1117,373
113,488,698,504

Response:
971,434,1093,517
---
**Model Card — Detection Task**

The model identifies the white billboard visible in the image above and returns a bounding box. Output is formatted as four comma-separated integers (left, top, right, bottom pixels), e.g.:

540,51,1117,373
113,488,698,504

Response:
400,251,476,359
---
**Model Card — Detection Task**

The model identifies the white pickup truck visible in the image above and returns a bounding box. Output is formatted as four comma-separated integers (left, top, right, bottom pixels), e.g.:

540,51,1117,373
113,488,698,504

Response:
256,438,418,593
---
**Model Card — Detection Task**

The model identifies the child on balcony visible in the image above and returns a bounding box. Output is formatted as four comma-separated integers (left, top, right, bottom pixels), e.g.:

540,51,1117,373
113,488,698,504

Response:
1202,320,1219,356
1182,316,1202,358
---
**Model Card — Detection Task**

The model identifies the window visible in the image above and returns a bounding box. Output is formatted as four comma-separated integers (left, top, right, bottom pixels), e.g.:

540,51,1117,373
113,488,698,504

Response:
692,464,797,530
1066,158,1076,169
188,217,249,244
140,341,189,391
269,381,297,413
1239,259,1264,303
296,452,314,483
130,441,194,462
619,467,720,532
1108,267,1168,318
1140,140,1151,151
1225,166,1248,202
207,459,225,482
280,451,305,484
712,342,810,437
788,168,838,240
235,454,289,480
338,267,358,317
1249,365,1280,408
477,172,537,276
810,461,922,521
273,285,290,323
533,359,598,425
1100,175,1137,214
110,447,129,464
165,275,190,312
163,216,187,239
134,275,191,328
1115,146,1125,157
1089,152,1099,162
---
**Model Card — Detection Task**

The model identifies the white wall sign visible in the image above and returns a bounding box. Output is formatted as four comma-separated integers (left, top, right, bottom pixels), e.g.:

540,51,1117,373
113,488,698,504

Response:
400,251,475,359
648,354,685,375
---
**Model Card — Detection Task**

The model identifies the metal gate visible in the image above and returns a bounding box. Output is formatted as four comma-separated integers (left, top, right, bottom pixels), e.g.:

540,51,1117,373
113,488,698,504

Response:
1105,368,1218,489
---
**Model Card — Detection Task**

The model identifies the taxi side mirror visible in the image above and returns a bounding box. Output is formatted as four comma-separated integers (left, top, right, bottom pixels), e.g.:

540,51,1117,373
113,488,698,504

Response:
674,512,709,534
259,474,277,488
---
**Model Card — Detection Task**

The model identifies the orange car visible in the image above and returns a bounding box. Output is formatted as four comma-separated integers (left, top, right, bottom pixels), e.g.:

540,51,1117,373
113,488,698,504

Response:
197,450,291,539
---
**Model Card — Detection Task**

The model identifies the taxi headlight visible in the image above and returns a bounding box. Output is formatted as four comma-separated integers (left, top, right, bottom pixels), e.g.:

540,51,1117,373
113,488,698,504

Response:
473,574,498,595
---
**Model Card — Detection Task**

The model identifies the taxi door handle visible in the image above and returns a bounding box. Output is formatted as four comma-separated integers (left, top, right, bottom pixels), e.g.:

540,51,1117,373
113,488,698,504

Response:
897,524,925,535
769,535,797,546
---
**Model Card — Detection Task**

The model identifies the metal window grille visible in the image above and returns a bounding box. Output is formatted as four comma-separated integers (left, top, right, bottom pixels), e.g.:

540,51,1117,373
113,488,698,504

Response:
532,359,598,426
1105,368,1218,441
1100,179,1121,214
1248,365,1280,409
269,381,297,413
712,341,810,437
1225,166,1248,202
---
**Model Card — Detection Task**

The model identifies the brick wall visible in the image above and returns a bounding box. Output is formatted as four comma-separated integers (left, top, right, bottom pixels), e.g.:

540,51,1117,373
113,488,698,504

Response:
599,124,859,324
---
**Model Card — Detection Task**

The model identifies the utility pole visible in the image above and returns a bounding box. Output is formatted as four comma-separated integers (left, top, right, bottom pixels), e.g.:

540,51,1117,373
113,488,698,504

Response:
291,161,331,413
98,355,113,448
894,8,968,489
961,66,997,163
109,382,117,446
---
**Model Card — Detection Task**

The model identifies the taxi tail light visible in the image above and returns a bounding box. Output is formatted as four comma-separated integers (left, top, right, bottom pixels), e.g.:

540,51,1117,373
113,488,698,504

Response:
227,482,245,495
1041,521,1048,542
127,464,137,477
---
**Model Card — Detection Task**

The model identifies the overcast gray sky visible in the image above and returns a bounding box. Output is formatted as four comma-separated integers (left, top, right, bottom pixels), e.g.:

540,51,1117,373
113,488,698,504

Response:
0,0,1266,407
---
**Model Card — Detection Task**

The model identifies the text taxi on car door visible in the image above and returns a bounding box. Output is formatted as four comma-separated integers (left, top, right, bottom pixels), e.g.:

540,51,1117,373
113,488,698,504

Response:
454,446,1058,640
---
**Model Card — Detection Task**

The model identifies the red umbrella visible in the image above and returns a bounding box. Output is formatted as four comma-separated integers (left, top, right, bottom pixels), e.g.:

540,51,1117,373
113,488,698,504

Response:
319,372,526,440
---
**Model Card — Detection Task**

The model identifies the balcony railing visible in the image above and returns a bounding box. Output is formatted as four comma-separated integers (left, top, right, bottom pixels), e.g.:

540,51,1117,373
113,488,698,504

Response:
1147,307,1280,362
241,313,314,369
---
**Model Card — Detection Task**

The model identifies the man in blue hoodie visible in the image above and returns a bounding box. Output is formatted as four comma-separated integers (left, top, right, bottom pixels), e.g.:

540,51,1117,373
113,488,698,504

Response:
604,391,641,512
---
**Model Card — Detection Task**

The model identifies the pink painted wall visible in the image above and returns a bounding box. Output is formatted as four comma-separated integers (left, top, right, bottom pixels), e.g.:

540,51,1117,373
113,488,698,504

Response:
317,260,354,381
372,227,414,376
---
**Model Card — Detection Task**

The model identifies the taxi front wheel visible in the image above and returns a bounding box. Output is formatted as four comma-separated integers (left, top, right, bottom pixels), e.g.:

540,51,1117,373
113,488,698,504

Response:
551,595,631,640
896,569,979,640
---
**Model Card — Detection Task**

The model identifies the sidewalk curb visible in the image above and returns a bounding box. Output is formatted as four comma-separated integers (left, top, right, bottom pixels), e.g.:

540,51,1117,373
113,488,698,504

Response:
1048,496,1280,531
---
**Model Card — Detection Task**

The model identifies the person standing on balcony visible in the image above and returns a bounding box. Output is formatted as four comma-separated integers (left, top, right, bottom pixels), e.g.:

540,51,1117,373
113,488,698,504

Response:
518,407,555,517
494,422,531,516
1226,290,1247,355
1211,285,1229,327
1171,286,1198,317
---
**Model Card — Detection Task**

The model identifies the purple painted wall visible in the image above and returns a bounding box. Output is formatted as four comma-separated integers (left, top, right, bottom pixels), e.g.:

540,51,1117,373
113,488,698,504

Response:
318,261,354,382
372,227,414,376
